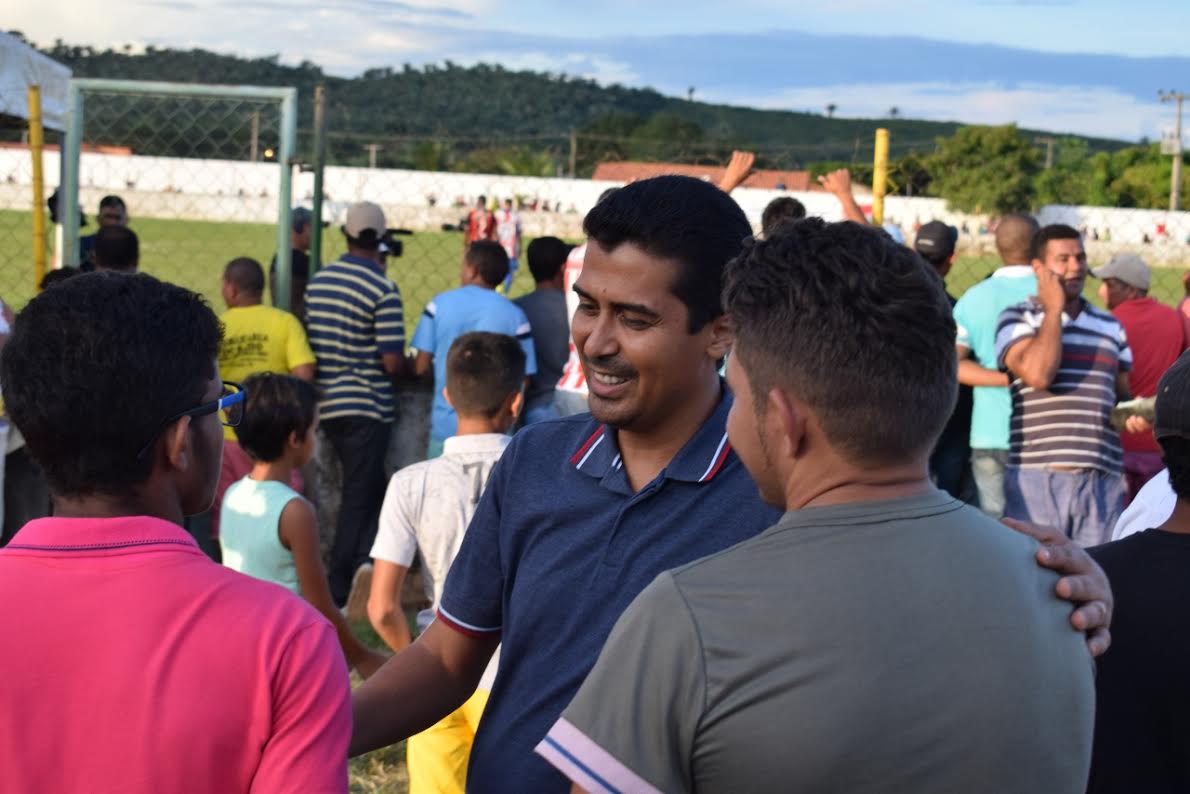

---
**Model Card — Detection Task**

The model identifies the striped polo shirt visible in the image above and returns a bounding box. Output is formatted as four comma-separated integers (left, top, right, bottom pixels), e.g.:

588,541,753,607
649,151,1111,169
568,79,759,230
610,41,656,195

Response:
995,298,1131,474
305,254,405,422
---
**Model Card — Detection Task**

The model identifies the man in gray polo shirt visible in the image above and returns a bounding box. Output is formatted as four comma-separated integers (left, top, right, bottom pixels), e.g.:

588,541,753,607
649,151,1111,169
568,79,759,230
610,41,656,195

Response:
539,219,1095,793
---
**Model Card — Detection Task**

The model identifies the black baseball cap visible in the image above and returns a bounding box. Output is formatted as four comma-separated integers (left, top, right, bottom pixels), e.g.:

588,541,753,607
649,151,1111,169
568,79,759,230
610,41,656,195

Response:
1156,351,1190,441
914,221,958,260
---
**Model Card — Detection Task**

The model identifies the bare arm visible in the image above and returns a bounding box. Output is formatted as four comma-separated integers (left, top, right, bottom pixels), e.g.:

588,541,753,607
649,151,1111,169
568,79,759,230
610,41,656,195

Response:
957,344,1009,387
289,363,316,382
817,168,868,225
367,559,414,653
716,150,755,193
414,350,433,378
279,499,388,679
350,619,499,756
381,351,407,378
1115,371,1132,402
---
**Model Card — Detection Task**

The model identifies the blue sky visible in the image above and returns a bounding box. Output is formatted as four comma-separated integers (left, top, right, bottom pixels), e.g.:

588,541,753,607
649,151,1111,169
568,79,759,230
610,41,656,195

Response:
10,0,1189,140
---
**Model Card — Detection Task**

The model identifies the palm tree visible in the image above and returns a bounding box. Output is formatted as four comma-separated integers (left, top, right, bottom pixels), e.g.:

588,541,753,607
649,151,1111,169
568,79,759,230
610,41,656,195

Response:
825,103,837,119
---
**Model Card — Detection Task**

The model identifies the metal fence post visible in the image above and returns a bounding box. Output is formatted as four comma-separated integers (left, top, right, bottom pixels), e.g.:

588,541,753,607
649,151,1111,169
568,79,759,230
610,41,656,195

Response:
27,85,47,289
311,84,326,272
61,81,83,267
274,88,298,312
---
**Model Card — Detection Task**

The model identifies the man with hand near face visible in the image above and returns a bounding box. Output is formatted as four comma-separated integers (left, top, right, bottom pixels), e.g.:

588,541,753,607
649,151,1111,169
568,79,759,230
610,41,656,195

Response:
998,225,1137,544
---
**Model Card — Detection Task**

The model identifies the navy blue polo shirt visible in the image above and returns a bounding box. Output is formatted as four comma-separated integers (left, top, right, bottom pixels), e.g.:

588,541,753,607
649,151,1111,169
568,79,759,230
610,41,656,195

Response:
438,388,782,793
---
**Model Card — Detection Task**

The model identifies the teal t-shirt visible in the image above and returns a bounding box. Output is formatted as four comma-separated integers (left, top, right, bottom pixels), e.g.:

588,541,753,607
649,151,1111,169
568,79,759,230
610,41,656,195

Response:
953,266,1037,450
220,477,303,594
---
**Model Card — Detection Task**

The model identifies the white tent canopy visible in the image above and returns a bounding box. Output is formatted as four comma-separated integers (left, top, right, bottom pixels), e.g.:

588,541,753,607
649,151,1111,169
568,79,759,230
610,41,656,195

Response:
0,32,71,131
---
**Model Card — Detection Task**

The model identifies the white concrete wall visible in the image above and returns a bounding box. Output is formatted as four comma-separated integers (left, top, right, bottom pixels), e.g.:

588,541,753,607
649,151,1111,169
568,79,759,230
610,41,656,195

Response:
2,149,1188,262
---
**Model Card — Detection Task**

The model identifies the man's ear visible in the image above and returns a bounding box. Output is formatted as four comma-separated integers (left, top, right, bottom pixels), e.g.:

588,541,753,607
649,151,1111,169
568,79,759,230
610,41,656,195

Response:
508,390,524,419
443,387,454,410
705,314,733,362
163,416,193,472
768,387,807,462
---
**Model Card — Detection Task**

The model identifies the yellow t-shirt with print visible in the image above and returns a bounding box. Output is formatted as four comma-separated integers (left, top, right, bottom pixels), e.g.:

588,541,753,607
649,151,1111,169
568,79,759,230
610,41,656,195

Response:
219,304,316,441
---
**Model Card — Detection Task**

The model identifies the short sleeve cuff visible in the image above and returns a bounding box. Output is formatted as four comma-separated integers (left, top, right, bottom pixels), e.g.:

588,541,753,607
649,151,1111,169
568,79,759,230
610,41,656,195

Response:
435,606,501,639
368,543,416,568
376,340,405,355
536,718,663,794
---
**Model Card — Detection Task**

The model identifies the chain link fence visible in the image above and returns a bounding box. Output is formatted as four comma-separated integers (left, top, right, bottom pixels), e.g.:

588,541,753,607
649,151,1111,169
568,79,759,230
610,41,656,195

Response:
0,96,53,311
3,76,1186,351
56,83,293,312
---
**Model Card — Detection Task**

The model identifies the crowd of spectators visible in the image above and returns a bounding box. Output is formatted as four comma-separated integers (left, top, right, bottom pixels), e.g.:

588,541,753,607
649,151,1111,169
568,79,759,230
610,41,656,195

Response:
2,158,1190,794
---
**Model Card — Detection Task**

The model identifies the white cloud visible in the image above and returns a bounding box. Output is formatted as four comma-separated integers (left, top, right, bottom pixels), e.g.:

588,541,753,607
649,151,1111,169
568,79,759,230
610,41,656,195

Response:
721,81,1172,141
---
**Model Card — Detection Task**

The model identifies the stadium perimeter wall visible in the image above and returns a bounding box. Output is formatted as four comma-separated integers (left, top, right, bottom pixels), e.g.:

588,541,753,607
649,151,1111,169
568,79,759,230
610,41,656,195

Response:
2,149,1190,262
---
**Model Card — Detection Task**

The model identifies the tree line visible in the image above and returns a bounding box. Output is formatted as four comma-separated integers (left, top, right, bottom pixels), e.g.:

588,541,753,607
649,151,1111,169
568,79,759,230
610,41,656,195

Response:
7,34,1177,210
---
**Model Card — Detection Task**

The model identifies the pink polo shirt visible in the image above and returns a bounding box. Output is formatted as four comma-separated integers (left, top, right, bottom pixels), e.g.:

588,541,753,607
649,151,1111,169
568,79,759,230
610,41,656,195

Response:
0,515,351,793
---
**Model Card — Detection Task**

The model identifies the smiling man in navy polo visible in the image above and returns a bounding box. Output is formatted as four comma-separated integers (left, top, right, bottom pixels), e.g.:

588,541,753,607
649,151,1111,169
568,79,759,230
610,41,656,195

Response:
350,178,1117,793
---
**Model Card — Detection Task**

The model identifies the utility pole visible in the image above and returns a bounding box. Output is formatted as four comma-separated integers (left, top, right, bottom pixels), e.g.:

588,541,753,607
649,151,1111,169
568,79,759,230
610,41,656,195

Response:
1159,90,1185,211
249,111,260,161
1034,135,1057,169
365,143,381,169
568,129,577,179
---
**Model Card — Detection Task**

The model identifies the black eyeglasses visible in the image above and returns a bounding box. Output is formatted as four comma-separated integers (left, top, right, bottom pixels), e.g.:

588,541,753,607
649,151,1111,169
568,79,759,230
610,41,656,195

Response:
136,381,245,459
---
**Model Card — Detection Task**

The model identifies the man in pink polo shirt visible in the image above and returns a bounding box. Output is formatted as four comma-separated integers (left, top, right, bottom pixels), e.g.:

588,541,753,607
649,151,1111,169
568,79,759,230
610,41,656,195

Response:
0,272,351,793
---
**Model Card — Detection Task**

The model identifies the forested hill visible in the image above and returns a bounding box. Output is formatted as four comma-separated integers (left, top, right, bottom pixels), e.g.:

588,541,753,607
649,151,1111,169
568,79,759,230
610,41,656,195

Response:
25,37,1125,174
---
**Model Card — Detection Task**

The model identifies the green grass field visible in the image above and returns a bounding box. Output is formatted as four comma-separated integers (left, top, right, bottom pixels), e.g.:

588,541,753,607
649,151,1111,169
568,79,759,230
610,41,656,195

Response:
0,210,541,317
4,209,1189,316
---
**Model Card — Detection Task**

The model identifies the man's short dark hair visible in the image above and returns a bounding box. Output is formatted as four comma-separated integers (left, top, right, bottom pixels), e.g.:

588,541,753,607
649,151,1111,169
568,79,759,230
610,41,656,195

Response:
1030,224,1082,261
761,196,807,236
224,257,265,294
345,231,381,252
0,273,222,498
40,266,80,290
583,175,751,333
466,240,510,287
1162,436,1190,501
94,226,139,271
526,236,570,283
723,218,957,467
446,332,526,419
234,373,318,462
98,195,126,213
995,213,1039,265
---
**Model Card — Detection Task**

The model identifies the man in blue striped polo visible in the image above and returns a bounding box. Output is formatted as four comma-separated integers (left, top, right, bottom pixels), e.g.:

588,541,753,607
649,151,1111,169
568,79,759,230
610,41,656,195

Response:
997,224,1142,545
305,201,408,607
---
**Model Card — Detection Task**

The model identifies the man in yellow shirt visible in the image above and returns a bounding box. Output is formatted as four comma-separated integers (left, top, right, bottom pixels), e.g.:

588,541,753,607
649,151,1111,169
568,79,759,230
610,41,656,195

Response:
211,257,316,544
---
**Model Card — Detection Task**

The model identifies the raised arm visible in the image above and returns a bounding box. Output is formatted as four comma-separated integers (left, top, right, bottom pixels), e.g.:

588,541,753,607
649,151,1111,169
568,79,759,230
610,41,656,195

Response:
817,168,868,225
716,150,755,193
1002,269,1066,391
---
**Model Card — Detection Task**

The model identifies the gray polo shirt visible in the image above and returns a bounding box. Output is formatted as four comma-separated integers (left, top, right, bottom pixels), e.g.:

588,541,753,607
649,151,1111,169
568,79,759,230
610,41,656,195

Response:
537,492,1094,794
